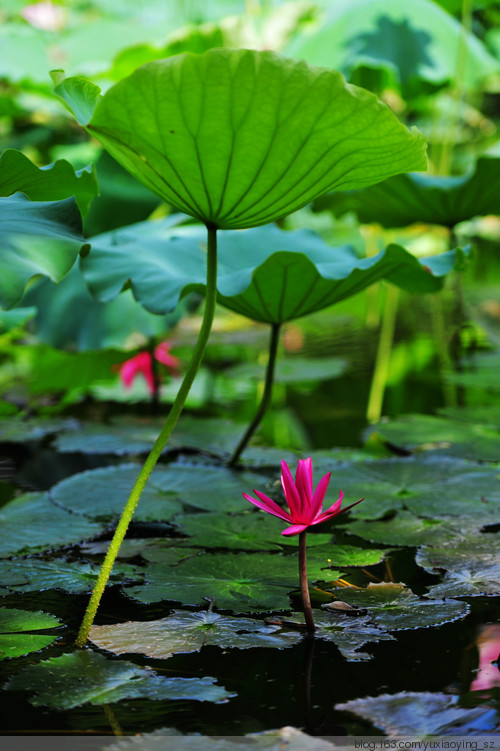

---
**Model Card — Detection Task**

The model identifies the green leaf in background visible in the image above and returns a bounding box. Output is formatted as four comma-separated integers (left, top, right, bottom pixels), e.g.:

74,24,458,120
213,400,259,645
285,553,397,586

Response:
0,492,106,559
0,608,62,661
335,691,499,736
225,356,347,385
286,0,499,96
0,23,51,86
347,510,458,547
445,353,500,392
313,156,500,228
89,610,302,659
6,650,232,707
0,417,77,443
325,582,470,630
55,48,426,228
0,194,89,310
124,552,335,612
82,222,461,323
0,558,142,595
50,462,267,519
0,149,98,217
371,412,500,462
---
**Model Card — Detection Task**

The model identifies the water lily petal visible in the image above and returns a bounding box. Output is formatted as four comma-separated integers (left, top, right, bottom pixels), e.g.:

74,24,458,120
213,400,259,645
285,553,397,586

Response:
281,460,304,518
281,523,309,536
295,458,314,509
243,491,293,523
311,471,331,519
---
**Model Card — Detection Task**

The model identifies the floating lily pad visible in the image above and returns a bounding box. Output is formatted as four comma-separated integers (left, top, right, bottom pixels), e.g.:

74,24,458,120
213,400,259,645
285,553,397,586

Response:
0,194,89,310
314,156,500,229
56,49,425,229
0,559,141,595
54,416,246,456
82,222,461,324
326,455,500,520
226,356,347,384
371,413,500,462
325,583,470,630
0,608,62,661
173,512,333,552
6,650,233,708
50,462,265,521
124,552,339,612
0,148,98,217
335,691,499,736
0,492,106,558
425,564,500,598
80,539,200,563
347,510,458,547
0,417,78,443
417,537,500,597
305,544,389,576
90,610,302,659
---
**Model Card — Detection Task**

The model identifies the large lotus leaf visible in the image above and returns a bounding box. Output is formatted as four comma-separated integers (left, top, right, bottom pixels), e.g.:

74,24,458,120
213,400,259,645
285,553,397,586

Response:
0,23,51,85
50,462,268,519
6,650,232,708
325,582,469,630
0,558,141,595
55,48,426,229
0,608,62,661
0,492,106,559
0,194,89,310
0,149,98,217
309,454,500,521
371,413,500,462
54,416,246,456
89,610,302,659
335,691,499,736
347,510,459,547
82,221,462,323
22,268,187,351
313,156,500,228
286,0,498,96
124,552,342,611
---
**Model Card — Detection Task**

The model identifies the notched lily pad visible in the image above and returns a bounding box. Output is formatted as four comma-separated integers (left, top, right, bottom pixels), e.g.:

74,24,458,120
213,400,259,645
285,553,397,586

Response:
0,558,142,595
89,610,302,659
0,492,106,558
6,650,233,708
50,462,266,521
325,582,470,630
335,691,499,736
0,608,62,661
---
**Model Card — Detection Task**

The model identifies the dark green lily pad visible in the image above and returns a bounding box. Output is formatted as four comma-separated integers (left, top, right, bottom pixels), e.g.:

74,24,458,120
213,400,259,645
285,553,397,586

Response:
80,539,200,562
0,492,106,558
0,417,78,443
0,194,89,310
305,544,389,576
50,462,266,521
6,650,232,708
314,156,500,229
346,510,458,547
425,564,500,598
0,608,62,661
417,535,500,597
124,552,341,612
0,559,141,595
325,582,470,630
371,413,500,462
0,148,98,217
335,691,499,736
82,221,462,324
89,610,302,659
173,512,333,551
54,416,246,456
327,455,500,520
56,49,425,228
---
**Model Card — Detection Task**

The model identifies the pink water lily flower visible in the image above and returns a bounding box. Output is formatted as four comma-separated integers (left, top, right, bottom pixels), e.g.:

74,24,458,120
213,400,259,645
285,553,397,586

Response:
119,341,180,394
243,457,363,536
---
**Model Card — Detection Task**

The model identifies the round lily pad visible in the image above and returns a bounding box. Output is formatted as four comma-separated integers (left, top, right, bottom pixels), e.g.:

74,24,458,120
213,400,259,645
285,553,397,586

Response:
346,510,458,547
89,610,302,659
0,608,62,661
6,650,233,708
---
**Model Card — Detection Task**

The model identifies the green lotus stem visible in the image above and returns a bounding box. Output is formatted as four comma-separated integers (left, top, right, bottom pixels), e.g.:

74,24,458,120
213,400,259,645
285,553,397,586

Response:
228,322,281,467
366,284,399,425
75,225,218,648
299,530,315,633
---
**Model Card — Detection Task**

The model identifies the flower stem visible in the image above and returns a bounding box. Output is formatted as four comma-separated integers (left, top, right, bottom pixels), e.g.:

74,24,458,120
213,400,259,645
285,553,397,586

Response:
299,530,315,633
228,321,281,467
75,224,219,648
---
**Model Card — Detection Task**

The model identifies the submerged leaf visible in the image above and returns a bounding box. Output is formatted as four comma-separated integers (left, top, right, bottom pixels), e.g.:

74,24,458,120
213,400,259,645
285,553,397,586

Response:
6,650,233,707
335,691,499,736
0,608,62,661
56,49,426,228
90,610,302,659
